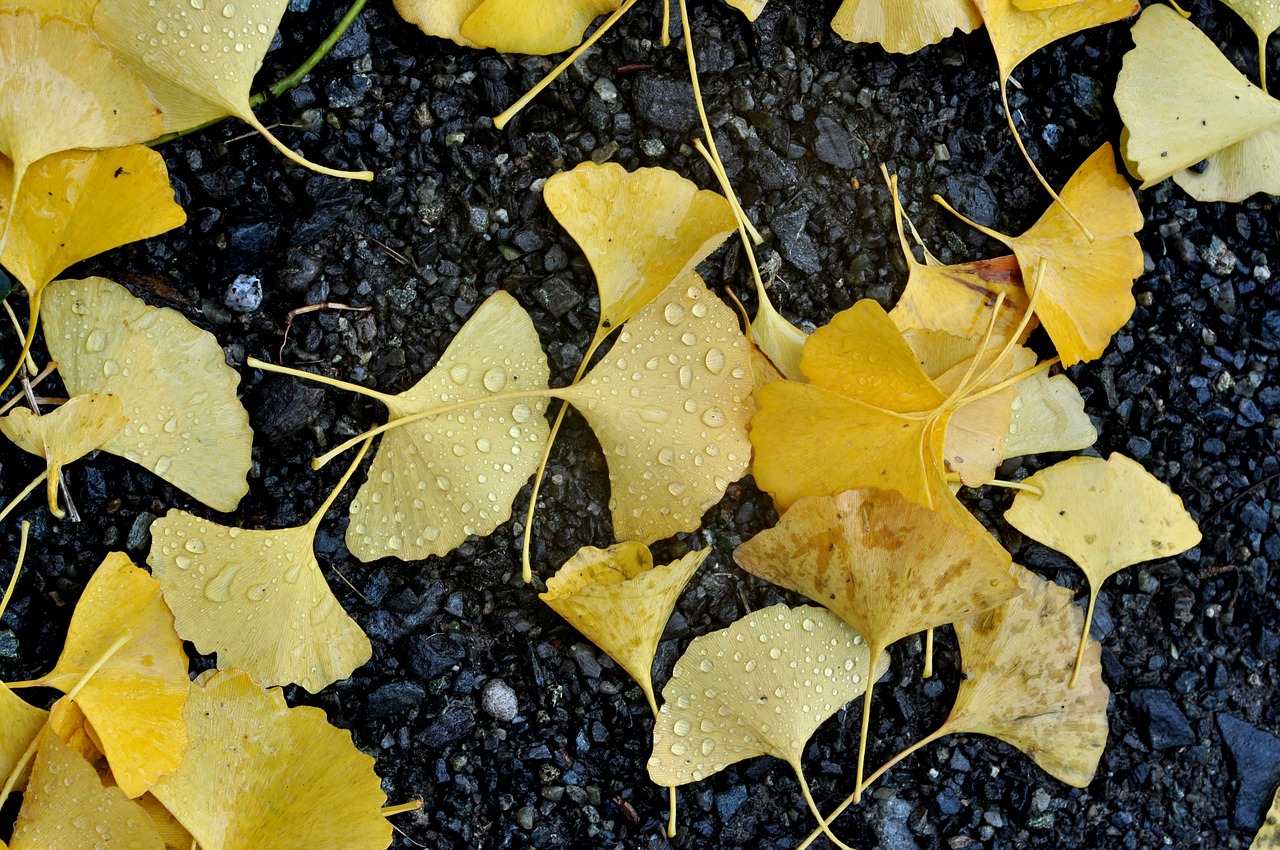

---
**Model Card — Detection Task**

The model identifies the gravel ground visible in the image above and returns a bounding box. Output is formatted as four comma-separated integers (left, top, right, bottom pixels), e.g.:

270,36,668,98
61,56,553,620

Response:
3,1,1280,848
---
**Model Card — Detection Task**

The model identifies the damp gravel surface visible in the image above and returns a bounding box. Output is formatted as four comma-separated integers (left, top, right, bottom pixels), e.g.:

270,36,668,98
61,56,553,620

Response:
2,1,1279,848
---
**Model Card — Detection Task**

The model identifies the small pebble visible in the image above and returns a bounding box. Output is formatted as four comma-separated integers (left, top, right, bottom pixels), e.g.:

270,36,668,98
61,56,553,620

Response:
224,274,263,312
480,678,519,722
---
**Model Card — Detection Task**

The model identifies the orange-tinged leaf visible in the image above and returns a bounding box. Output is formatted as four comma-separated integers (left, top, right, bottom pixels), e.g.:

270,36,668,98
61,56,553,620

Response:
543,162,737,335
460,0,621,54
943,568,1109,787
541,542,707,710
0,0,96,23
733,488,1019,654
41,277,254,513
556,272,753,543
31,553,188,798
890,254,1031,342
0,146,185,296
0,11,161,180
344,290,550,561
830,0,981,53
149,510,371,693
0,682,45,792
0,393,127,517
93,0,371,180
7,729,163,850
649,604,886,784
150,670,391,850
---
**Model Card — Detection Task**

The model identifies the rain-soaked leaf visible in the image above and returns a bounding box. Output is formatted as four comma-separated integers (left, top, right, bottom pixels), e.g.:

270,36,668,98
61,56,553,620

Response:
345,290,550,562
6,729,163,850
135,794,197,850
1216,0,1280,91
1004,453,1201,684
459,0,621,54
936,143,1143,367
543,162,737,339
23,553,188,798
733,488,1019,797
1116,4,1280,201
648,604,888,844
150,670,391,850
751,288,808,382
41,277,254,513
556,271,753,544
0,146,185,298
148,509,371,693
0,682,45,792
93,0,372,180
830,0,981,53
1003,370,1096,459
541,542,707,711
942,568,1110,787
0,393,127,518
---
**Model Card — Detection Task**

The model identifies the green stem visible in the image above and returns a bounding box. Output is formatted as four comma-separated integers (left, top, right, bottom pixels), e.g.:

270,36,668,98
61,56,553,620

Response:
146,0,370,147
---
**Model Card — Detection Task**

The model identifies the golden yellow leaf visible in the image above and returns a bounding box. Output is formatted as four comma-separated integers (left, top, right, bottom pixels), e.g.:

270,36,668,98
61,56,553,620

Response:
7,729,163,850
150,669,391,850
751,293,807,382
0,11,161,187
1218,0,1280,91
1004,453,1201,683
392,0,482,46
937,144,1143,366
541,542,707,711
345,290,550,561
830,0,981,53
149,509,371,693
723,0,767,21
0,682,45,792
0,146,185,296
943,567,1109,786
93,0,372,180
556,272,753,544
1254,787,1280,850
1012,0,1083,8
0,393,127,518
976,0,1137,88
45,697,104,770
41,277,254,513
136,794,197,850
459,0,621,54
890,253,1030,343
1003,370,1096,459
734,488,1019,799
0,0,96,24
1116,5,1280,199
648,604,888,847
543,162,737,337
28,552,188,798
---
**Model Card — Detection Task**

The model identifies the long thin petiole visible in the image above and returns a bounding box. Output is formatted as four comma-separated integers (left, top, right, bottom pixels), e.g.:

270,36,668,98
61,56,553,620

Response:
0,359,56,416
2,300,36,376
64,633,132,704
493,0,641,130
793,763,860,850
306,436,374,530
958,356,1059,409
0,292,40,402
692,139,769,309
950,261,1048,401
0,734,37,811
1071,590,1099,688
0,472,48,528
0,521,29,624
945,473,1043,495
312,387,563,470
644,688,679,837
247,356,401,406
923,627,934,679
381,800,425,817
852,641,883,805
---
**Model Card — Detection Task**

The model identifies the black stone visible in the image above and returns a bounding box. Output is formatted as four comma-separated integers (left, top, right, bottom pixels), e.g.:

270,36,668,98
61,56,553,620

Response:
1130,690,1195,749
1218,714,1280,830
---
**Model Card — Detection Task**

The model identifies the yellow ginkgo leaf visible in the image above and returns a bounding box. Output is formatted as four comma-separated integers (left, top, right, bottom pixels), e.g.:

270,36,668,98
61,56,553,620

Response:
1003,370,1096,459
135,794,197,850
943,567,1109,787
0,682,45,792
45,697,104,770
1116,5,1280,197
0,146,186,297
0,393,128,518
541,542,707,712
0,0,96,24
6,729,163,850
1254,788,1280,850
392,0,482,46
556,271,753,544
723,0,767,21
341,290,550,562
23,552,188,798
733,488,1019,799
1217,0,1280,91
973,0,1137,229
751,293,808,382
831,0,982,53
936,144,1143,366
543,162,737,340
148,441,374,693
648,604,888,849
150,669,391,850
41,277,254,513
1004,453,1201,684
459,0,622,54
92,0,372,180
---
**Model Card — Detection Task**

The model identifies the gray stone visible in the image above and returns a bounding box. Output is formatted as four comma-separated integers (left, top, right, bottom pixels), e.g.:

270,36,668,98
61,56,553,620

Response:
772,207,821,276
480,679,519,722
1218,713,1280,830
224,274,263,312
367,681,425,718
812,116,857,169
632,77,698,133
1130,689,1195,749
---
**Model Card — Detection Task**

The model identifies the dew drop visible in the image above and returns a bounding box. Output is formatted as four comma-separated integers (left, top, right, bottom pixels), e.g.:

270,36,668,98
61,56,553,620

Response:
175,555,192,570
663,303,686,325
204,565,240,602
700,407,726,428
670,741,687,756
698,658,715,673
482,367,507,391
678,365,693,389
221,2,235,16
704,347,726,375
154,455,173,475
246,584,268,601
673,718,692,736
103,359,120,376
424,526,441,541
701,739,716,756
85,329,107,352
640,406,670,424
184,538,207,554
511,403,532,423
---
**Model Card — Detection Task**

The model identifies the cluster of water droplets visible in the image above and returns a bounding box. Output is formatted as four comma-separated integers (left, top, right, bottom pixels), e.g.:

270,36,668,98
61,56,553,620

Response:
120,0,275,78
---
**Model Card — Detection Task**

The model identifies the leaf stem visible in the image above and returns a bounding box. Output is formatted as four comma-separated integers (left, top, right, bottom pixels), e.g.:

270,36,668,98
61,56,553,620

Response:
493,0,641,130
0,471,48,527
381,800,424,817
246,356,400,407
852,641,882,805
923,627,934,679
0,733,38,812
146,0,371,147
306,436,374,530
1071,590,1098,689
793,762,860,850
0,521,29,624
64,632,132,703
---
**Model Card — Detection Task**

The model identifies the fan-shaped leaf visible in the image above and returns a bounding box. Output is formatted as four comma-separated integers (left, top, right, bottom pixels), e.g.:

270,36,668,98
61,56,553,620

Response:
556,272,753,543
150,669,391,850
1003,371,1096,459
1218,0,1280,91
723,0,767,21
0,393,127,517
831,0,981,53
27,553,188,798
41,277,254,513
346,290,550,562
392,0,481,46
0,682,45,792
975,0,1137,86
460,0,621,54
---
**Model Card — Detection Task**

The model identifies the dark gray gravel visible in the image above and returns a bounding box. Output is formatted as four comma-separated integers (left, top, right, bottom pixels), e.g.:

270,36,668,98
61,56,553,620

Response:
2,1,1279,849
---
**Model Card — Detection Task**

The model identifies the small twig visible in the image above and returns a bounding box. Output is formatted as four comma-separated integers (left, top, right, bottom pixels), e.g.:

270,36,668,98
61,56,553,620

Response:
1206,468,1280,523
278,302,373,363
366,235,413,268
0,360,56,415
225,122,304,145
